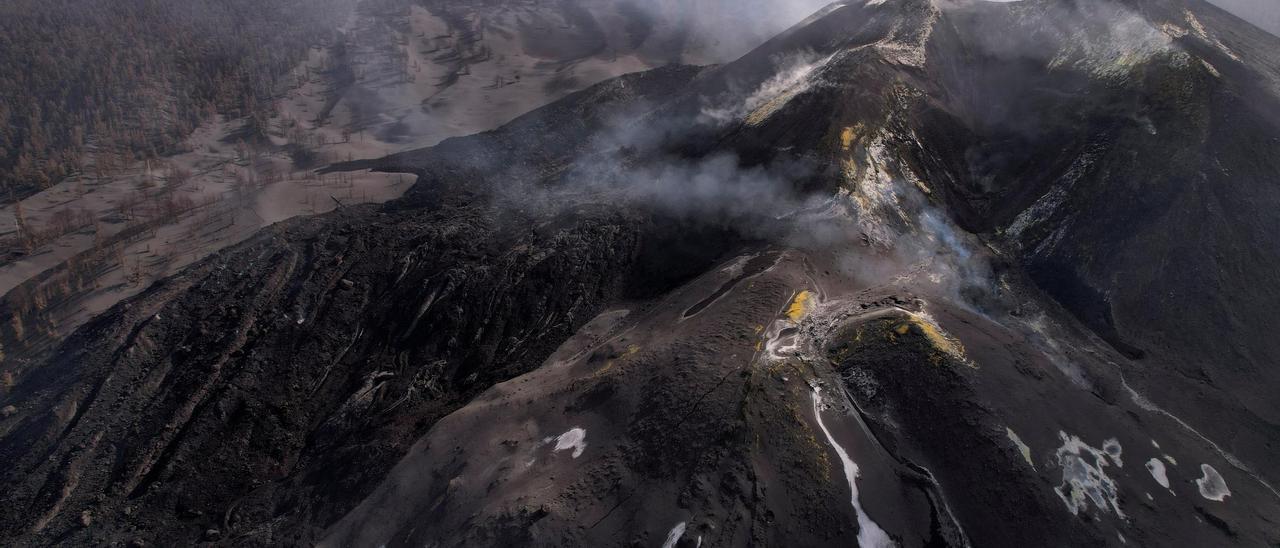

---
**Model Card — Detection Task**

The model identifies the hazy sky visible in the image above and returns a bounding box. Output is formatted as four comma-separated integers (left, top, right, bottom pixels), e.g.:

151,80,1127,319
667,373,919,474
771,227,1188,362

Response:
981,0,1276,37
1206,0,1280,37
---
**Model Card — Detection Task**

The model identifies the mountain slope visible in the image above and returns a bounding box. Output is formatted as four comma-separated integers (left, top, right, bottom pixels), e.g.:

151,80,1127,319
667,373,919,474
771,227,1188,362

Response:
2,0,1280,546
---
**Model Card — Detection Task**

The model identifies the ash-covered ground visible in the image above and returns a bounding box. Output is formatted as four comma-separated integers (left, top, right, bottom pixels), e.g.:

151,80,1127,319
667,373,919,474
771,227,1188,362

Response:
2,0,1280,546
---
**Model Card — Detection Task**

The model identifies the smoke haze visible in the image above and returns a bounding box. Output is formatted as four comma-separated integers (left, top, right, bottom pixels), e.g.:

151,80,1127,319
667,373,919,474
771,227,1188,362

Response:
1206,0,1280,37
620,0,837,62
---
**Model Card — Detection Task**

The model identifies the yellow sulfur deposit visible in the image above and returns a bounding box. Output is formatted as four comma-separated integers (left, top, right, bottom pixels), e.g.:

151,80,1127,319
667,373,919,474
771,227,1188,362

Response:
840,123,865,151
893,314,969,365
787,290,814,322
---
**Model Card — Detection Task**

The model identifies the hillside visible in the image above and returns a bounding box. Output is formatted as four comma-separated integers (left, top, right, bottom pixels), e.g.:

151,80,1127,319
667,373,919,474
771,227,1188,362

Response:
0,0,354,203
2,0,1280,546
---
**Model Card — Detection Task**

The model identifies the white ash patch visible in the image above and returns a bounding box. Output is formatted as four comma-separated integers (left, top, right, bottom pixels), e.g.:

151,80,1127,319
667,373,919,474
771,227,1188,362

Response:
1196,464,1231,502
661,521,687,548
549,427,587,458
1145,458,1171,490
1053,432,1126,518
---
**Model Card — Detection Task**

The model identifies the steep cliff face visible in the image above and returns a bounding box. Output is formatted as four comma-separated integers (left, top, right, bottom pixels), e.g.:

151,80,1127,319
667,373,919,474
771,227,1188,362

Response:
3,0,1280,546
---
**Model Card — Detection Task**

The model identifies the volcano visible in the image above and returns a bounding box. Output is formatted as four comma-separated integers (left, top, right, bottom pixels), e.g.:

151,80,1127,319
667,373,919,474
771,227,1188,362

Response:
2,0,1279,546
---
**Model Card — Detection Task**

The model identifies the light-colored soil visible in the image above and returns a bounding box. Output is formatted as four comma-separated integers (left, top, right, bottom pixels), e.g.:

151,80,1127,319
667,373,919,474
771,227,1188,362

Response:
0,2,673,343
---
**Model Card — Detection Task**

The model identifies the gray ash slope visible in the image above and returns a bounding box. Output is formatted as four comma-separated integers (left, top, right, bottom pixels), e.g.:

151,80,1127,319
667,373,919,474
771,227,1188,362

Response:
3,0,1280,546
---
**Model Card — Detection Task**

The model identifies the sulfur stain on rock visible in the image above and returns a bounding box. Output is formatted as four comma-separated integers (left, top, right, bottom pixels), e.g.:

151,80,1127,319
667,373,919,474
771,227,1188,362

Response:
787,290,814,322
841,126,857,150
892,315,968,365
